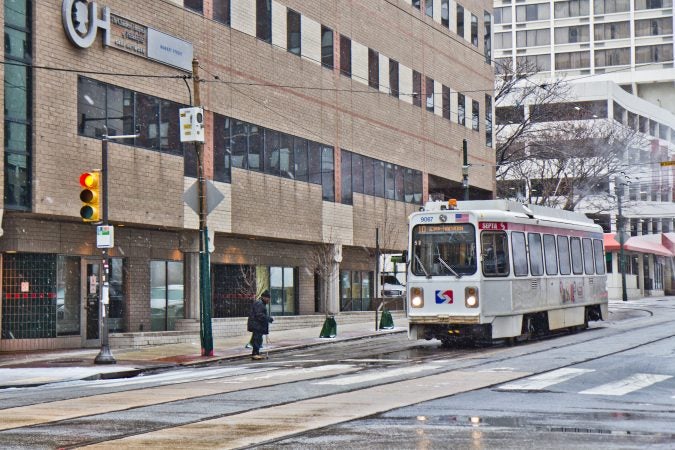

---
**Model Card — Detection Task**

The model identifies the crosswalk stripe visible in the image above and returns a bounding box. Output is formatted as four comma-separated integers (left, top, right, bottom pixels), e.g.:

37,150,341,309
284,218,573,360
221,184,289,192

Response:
314,365,440,386
497,368,594,391
580,373,672,396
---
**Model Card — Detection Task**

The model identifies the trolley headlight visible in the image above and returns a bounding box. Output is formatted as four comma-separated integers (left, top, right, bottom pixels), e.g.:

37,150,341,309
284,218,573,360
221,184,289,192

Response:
465,286,479,308
410,287,424,308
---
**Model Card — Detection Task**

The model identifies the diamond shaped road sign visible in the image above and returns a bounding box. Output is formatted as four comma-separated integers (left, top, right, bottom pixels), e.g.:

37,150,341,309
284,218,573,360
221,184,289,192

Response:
184,180,225,215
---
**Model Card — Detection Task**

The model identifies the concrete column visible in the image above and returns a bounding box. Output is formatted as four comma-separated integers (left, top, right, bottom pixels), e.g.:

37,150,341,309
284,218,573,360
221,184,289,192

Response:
326,244,342,315
184,252,200,319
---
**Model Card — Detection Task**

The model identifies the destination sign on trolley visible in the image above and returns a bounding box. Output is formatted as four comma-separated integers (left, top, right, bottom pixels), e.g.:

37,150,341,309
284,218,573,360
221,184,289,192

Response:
479,222,508,230
416,224,468,233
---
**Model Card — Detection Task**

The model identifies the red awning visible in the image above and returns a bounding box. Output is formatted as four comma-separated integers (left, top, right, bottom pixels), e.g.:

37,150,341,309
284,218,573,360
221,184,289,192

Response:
603,233,621,252
604,233,673,257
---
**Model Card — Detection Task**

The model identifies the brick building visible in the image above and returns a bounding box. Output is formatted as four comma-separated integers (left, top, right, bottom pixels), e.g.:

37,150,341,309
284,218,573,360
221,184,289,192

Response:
0,0,494,350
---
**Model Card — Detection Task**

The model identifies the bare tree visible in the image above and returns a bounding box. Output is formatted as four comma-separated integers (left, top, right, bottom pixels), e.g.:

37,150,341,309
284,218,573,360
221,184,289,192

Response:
495,59,570,180
308,236,341,316
495,60,647,211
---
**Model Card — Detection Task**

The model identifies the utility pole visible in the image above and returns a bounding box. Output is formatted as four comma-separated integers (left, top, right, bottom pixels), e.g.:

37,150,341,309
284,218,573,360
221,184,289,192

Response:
615,179,628,302
462,139,469,200
192,58,214,356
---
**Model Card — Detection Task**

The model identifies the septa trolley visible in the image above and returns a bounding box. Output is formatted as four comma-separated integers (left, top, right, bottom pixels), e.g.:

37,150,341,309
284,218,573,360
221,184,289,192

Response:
407,199,608,346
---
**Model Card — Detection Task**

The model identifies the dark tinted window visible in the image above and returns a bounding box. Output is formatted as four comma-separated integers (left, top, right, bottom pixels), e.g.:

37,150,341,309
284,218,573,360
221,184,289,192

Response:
528,233,544,276
340,35,352,77
184,0,203,13
321,26,334,68
287,9,301,55
512,232,529,276
341,150,352,205
256,0,272,43
368,48,379,90
213,0,230,25
389,59,399,98
294,137,308,181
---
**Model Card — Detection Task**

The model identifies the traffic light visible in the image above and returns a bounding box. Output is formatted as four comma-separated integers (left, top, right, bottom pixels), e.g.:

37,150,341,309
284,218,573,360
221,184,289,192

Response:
79,171,101,222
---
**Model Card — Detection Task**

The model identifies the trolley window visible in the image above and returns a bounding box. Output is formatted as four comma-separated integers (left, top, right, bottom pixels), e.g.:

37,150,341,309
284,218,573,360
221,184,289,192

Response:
511,231,529,276
570,237,583,275
582,238,595,274
412,223,477,277
528,233,544,276
481,231,509,276
557,235,571,275
593,238,606,275
543,234,558,275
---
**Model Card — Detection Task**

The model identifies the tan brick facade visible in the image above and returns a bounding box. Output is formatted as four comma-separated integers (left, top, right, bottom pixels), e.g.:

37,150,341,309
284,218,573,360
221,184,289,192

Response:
0,0,494,350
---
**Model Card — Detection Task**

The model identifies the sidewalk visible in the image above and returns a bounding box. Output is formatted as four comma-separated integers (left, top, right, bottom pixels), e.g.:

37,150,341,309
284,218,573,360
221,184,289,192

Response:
0,318,409,388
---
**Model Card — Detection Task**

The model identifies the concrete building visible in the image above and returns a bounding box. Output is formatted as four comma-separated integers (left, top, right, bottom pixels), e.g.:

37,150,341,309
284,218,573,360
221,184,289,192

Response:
0,0,494,350
492,0,675,299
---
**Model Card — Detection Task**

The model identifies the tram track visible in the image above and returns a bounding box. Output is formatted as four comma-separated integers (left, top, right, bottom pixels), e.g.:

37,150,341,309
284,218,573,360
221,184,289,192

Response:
2,307,674,449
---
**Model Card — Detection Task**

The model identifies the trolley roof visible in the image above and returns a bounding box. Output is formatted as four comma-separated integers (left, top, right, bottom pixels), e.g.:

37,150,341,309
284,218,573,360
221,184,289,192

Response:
415,199,600,230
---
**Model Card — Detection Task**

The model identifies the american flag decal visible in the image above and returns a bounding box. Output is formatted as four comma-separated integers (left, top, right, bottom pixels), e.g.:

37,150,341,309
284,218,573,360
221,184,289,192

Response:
455,213,469,222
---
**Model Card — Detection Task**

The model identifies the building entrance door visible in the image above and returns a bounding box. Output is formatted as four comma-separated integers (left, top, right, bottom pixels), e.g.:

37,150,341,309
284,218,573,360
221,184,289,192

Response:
84,260,101,343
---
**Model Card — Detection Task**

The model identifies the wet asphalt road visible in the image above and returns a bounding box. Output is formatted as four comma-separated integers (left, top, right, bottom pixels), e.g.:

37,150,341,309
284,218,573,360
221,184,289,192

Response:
1,299,675,449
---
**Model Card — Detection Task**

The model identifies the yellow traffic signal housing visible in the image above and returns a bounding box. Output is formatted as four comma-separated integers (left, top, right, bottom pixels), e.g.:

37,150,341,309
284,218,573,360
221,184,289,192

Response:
79,171,101,222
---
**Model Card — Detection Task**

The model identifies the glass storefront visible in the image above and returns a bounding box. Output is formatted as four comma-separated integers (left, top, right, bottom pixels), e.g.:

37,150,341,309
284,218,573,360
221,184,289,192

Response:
150,260,185,331
212,264,297,317
2,254,79,339
340,270,373,311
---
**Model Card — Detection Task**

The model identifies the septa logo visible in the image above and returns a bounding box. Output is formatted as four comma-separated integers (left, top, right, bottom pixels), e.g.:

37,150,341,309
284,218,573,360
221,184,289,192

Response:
435,290,453,304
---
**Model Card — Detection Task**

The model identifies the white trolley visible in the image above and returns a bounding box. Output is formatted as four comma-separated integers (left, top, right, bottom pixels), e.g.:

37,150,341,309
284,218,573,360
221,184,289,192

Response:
407,199,608,346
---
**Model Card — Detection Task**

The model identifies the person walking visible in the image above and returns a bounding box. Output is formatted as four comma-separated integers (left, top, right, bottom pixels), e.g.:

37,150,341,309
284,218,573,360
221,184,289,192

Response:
247,289,273,360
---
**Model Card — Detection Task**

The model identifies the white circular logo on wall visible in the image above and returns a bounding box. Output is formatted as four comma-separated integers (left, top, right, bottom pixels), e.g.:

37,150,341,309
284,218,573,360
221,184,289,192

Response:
62,0,110,49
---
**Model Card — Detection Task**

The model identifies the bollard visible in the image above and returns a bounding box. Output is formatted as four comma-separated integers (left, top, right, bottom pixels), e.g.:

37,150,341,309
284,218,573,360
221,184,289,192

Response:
379,308,394,330
319,315,337,338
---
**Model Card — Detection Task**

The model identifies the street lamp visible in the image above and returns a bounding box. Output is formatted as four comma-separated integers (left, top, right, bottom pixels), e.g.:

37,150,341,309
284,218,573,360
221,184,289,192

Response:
95,130,139,365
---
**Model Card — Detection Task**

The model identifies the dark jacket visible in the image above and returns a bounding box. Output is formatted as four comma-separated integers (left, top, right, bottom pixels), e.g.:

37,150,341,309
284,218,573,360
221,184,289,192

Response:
247,299,272,334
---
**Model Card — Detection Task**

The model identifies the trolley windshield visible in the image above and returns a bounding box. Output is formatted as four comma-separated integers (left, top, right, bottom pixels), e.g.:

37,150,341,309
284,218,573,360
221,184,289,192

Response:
411,223,477,277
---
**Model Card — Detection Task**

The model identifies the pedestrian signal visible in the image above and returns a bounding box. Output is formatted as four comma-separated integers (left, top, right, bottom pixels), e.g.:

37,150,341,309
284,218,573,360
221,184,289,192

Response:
79,171,101,222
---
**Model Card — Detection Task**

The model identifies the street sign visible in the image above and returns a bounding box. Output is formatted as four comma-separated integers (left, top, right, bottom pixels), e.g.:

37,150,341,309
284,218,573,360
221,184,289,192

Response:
184,180,225,215
660,160,675,167
97,225,114,248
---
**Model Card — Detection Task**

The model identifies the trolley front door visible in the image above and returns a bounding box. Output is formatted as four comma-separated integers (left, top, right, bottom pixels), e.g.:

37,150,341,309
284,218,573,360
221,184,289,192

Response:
84,260,101,343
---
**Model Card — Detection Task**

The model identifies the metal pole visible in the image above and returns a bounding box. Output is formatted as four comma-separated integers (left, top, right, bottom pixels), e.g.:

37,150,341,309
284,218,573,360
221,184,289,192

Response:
616,181,628,302
462,139,469,200
193,58,214,356
95,136,115,364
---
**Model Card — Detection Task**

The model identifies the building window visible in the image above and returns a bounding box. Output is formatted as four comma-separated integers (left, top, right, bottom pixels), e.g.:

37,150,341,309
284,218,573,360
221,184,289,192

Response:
457,4,465,37
594,0,629,13
442,85,451,120
472,99,480,131
368,48,379,90
287,9,301,55
484,11,492,64
150,260,184,332
413,70,422,107
458,93,466,126
471,14,479,46
1,254,90,339
340,271,373,312
213,114,232,183
425,76,434,112
485,94,493,147
635,0,672,10
321,26,334,69
341,150,353,205
516,3,550,21
389,59,399,98
494,6,512,24
256,0,272,43
426,0,433,17
340,35,352,77
184,0,203,14
553,0,590,18
413,0,421,9
554,51,590,70
4,0,31,210
635,44,673,64
213,0,230,25
77,77,185,155
442,0,450,27
595,48,630,67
